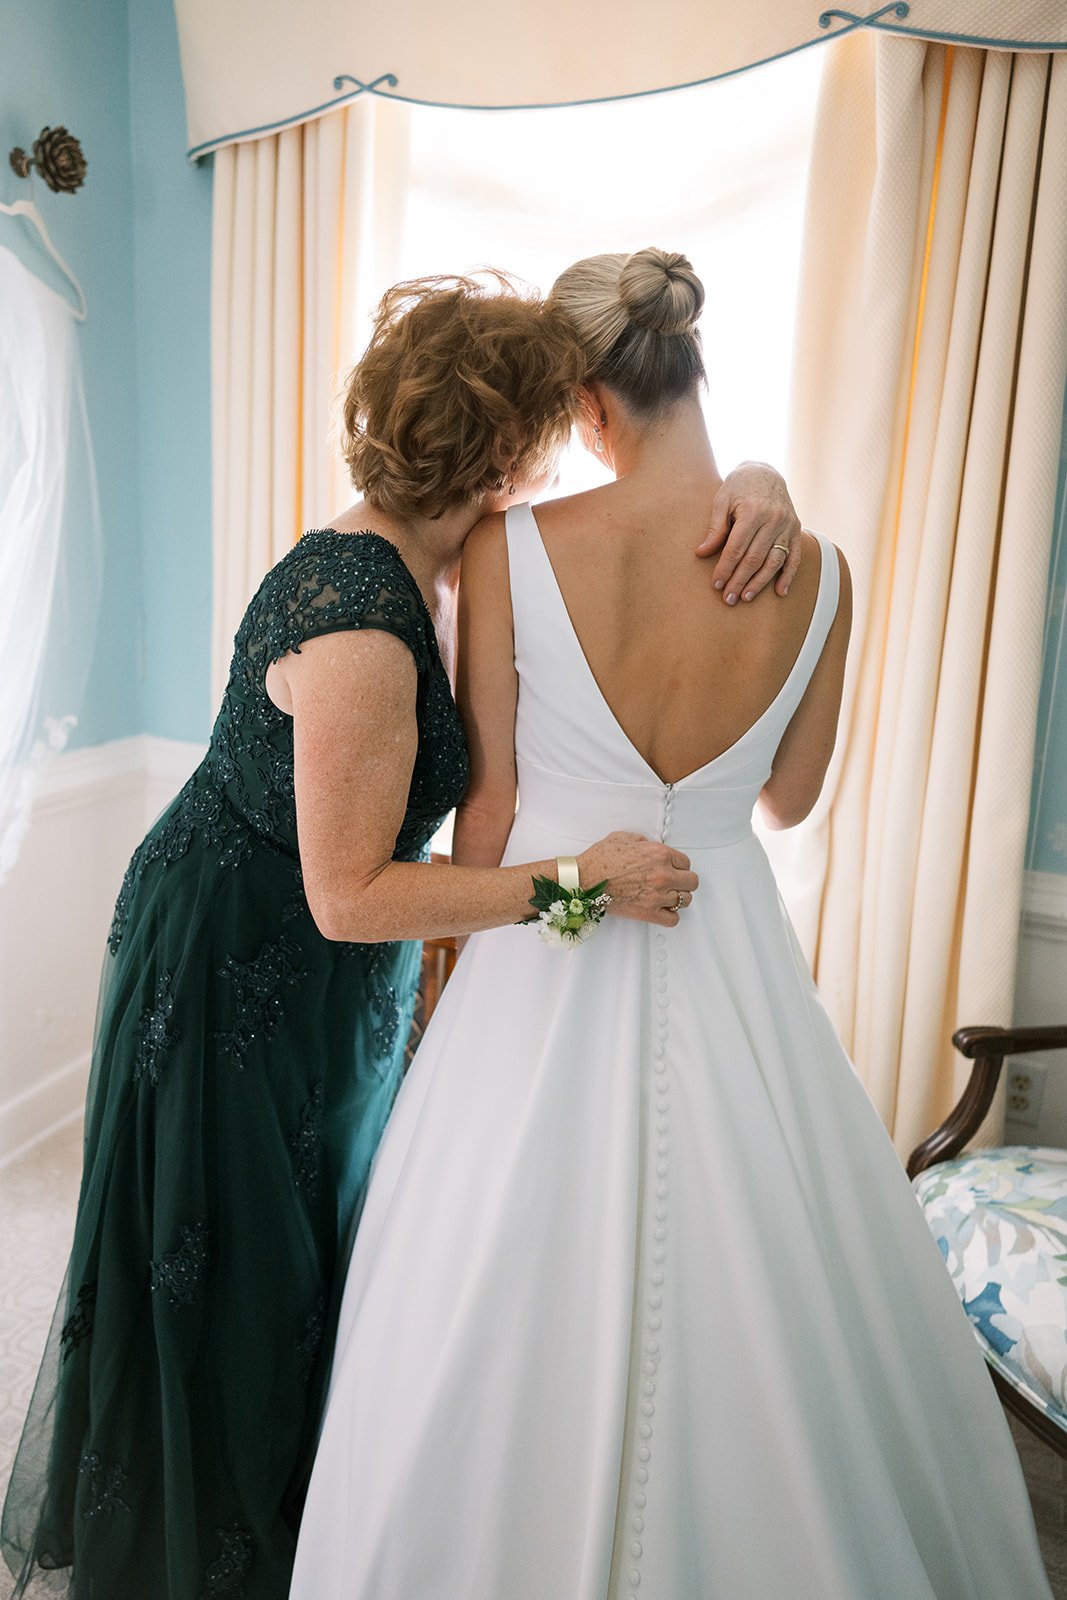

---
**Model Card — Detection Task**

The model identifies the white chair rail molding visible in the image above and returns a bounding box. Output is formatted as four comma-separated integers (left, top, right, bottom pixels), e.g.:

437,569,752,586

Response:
0,737,204,1168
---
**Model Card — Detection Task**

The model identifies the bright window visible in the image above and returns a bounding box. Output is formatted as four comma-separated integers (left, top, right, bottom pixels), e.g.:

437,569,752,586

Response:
392,48,823,491
373,51,824,854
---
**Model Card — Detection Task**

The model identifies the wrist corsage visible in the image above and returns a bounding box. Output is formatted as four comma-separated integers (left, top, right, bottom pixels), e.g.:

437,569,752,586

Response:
527,857,611,949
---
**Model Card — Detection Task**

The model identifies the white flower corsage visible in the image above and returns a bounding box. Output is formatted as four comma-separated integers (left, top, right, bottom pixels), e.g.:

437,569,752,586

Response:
527,875,611,949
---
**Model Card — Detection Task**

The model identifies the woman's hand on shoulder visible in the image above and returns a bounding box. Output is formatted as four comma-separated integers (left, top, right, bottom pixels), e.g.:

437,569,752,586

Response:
696,461,803,603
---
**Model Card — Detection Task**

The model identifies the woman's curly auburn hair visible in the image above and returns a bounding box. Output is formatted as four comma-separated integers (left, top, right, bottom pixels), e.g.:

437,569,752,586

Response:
340,274,585,520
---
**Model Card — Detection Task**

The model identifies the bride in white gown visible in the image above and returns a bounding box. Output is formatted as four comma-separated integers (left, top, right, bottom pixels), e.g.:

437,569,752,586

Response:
290,249,1053,1600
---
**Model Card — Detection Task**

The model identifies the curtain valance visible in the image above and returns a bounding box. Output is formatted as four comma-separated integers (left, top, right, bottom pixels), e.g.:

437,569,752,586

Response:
174,0,1067,160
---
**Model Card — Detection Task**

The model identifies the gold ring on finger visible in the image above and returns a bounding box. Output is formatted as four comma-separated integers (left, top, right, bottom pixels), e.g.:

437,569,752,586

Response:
772,542,790,557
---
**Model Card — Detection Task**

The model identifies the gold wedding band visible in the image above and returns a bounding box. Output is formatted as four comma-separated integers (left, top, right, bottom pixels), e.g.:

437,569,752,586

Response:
772,542,790,556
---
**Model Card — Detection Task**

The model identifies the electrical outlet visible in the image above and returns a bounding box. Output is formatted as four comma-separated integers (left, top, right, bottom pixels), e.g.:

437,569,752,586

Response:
1006,1057,1048,1130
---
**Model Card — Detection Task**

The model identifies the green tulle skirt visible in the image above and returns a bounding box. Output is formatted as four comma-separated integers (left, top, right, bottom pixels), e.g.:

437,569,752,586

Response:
1,791,419,1599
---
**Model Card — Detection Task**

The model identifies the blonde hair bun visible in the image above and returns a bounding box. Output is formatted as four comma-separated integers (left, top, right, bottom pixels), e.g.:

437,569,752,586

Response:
618,248,704,336
547,247,706,416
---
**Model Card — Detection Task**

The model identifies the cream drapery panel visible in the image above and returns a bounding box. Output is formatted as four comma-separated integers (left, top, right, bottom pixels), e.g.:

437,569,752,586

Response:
771,39,1067,1155
174,0,1067,160
210,98,410,700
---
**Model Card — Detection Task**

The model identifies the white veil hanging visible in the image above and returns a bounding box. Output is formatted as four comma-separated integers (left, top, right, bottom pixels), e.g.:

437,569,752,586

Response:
0,244,102,881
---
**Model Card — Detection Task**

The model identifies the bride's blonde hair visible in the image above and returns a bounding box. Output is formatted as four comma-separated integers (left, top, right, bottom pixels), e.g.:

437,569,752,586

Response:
547,247,706,416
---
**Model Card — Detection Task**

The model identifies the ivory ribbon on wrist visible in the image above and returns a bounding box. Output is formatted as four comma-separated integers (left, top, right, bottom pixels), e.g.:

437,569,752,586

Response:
556,856,581,892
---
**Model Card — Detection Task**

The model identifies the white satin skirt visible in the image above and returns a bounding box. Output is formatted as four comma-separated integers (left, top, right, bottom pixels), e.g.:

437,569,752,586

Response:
290,826,1052,1600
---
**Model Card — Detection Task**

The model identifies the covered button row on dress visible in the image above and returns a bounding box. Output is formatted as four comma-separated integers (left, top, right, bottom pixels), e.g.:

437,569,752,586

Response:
627,880,673,1597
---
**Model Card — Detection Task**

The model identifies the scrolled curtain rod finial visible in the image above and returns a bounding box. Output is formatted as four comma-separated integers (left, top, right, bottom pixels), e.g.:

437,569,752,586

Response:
8,126,88,195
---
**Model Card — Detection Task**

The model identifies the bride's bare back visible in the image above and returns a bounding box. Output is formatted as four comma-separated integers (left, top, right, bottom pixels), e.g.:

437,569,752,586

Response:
454,469,851,879
532,479,830,786
454,246,850,862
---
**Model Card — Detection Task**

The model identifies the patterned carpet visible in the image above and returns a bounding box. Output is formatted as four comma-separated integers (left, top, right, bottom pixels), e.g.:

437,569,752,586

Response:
1010,1408,1067,1596
1,1124,1065,1595
0,1122,81,1497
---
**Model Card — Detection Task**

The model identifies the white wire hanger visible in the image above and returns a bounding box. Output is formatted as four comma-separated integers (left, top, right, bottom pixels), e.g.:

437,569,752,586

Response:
0,197,87,321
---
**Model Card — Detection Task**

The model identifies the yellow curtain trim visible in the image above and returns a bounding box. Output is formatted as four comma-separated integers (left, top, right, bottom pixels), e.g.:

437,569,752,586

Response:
884,44,954,1134
891,45,956,550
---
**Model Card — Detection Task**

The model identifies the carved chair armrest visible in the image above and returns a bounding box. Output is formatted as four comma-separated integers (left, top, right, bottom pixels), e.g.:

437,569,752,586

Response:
952,1024,1067,1058
906,1023,1067,1181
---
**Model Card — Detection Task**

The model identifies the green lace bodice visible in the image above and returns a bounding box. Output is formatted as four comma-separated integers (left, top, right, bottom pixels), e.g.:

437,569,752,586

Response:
3,531,471,1600
110,531,469,951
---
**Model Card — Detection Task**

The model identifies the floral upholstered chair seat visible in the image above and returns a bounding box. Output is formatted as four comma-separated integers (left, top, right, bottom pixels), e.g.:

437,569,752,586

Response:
913,1147,1067,1439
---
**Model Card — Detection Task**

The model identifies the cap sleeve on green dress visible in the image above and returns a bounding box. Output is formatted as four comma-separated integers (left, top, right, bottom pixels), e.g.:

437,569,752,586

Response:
256,533,431,676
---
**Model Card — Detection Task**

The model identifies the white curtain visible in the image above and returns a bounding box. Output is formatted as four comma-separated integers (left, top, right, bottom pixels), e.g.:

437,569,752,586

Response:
770,40,1067,1155
0,246,101,881
210,97,410,702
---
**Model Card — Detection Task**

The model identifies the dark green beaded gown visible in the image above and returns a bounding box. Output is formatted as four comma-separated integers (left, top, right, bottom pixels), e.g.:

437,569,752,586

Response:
1,531,469,1599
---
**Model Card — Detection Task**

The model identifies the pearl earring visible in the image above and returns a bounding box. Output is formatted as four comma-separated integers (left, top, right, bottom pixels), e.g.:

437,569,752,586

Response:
593,424,604,454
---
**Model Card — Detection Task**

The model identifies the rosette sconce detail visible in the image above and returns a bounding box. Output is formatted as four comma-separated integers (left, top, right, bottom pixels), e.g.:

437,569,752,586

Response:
9,127,88,195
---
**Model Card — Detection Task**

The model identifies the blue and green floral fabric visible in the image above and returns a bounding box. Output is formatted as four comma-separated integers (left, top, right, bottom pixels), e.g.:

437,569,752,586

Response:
913,1146,1067,1436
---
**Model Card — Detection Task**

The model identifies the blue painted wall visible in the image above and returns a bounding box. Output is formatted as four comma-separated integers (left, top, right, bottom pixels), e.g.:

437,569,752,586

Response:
0,0,213,750
128,0,214,743
0,0,144,748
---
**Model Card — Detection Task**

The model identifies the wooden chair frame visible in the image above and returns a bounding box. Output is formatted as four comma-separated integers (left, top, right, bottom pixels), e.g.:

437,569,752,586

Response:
405,935,458,1066
907,1023,1067,1458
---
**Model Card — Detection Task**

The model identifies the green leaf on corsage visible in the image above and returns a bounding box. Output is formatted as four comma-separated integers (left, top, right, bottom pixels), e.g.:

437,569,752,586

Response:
527,876,611,950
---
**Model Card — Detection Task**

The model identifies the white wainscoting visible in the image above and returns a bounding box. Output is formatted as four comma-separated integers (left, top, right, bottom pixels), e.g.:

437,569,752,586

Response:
0,737,205,1168
2,745,1066,1165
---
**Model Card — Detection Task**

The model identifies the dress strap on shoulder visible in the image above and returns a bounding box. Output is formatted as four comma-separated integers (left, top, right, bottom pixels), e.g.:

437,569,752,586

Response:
809,533,841,658
765,532,840,736
504,503,567,655
504,502,545,591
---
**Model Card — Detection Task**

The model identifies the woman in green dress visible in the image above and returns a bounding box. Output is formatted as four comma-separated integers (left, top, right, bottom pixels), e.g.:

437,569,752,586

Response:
1,274,799,1600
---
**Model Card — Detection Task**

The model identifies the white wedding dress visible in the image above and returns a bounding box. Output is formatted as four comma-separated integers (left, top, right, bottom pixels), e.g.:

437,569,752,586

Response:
290,505,1053,1600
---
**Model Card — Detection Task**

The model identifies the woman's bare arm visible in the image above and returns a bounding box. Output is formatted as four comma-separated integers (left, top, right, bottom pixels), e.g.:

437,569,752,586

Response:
758,543,852,830
451,514,519,870
273,625,697,943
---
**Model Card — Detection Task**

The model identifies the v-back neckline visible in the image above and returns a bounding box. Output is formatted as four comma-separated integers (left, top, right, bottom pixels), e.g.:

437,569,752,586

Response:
519,502,829,790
